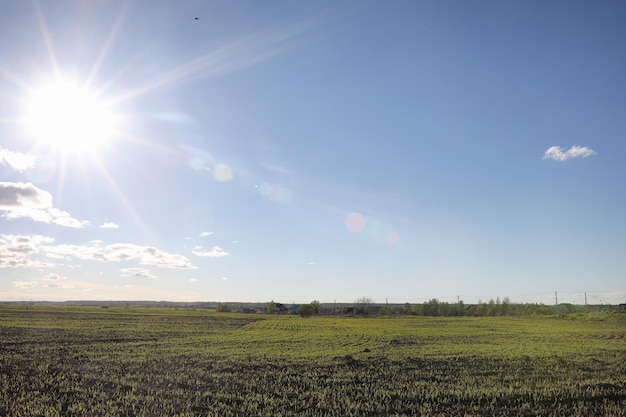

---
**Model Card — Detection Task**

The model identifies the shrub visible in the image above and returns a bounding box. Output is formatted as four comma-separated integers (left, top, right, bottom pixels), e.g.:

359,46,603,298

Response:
297,304,315,318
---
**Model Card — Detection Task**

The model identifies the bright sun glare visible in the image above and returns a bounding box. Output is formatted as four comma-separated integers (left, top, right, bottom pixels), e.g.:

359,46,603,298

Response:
23,80,118,154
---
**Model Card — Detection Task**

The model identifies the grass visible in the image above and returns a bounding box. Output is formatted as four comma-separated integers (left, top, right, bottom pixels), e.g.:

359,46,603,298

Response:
1,305,625,416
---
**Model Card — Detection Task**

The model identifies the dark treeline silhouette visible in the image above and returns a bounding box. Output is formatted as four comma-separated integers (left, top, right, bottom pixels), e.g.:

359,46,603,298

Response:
206,297,626,317
348,297,619,317
274,297,623,317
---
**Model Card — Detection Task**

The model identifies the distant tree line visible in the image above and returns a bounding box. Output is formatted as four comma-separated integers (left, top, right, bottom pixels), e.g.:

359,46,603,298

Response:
215,297,620,317
335,297,602,317
368,297,596,317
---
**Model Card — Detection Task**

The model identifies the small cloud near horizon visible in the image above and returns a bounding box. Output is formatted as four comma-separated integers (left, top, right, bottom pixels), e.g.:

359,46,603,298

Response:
100,222,119,229
192,246,229,257
13,280,38,288
543,145,596,161
121,267,156,279
42,273,74,288
199,231,214,237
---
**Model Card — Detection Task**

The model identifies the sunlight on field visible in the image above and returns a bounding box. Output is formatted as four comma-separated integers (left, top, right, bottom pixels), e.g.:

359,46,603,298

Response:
1,306,625,416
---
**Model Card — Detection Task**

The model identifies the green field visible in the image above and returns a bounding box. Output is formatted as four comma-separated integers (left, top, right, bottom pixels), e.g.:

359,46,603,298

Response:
1,306,625,416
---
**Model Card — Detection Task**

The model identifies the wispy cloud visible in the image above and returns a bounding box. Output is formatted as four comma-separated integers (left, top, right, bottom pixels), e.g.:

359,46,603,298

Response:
543,145,597,161
42,273,74,288
199,231,214,237
100,222,119,229
47,242,197,269
4,207,91,228
0,147,35,171
13,280,38,289
192,246,229,257
0,234,196,270
121,267,156,279
0,182,90,228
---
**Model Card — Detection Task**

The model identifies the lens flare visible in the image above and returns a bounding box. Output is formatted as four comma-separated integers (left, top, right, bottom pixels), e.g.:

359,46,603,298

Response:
345,212,366,233
212,163,233,182
345,211,399,245
258,182,293,203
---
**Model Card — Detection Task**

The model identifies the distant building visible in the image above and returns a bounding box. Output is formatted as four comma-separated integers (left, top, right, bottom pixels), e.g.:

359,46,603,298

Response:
274,303,288,314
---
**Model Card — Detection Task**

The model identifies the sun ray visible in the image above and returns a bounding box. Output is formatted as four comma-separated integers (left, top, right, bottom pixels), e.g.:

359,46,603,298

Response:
85,2,129,91
90,154,155,243
109,10,326,105
34,1,61,80
54,152,70,209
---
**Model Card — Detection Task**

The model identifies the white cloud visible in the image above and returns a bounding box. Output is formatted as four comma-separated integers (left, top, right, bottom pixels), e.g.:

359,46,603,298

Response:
44,243,102,262
44,242,197,269
0,182,89,228
0,234,55,268
189,278,199,282
0,147,35,171
0,182,52,209
46,208,91,228
192,246,229,257
543,145,597,161
0,234,196,270
107,244,197,268
13,280,38,289
100,222,119,229
121,267,156,279
199,231,214,237
42,273,63,281
0,234,54,251
41,273,74,288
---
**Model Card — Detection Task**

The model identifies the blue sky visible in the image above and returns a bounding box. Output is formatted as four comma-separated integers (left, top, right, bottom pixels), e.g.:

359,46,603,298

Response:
1,0,625,304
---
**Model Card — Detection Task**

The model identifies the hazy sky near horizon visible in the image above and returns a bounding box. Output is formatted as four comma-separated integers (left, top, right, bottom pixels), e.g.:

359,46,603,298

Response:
1,0,625,305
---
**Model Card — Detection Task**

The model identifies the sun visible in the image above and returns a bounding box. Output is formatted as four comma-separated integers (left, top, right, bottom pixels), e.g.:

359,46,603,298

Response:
22,79,118,155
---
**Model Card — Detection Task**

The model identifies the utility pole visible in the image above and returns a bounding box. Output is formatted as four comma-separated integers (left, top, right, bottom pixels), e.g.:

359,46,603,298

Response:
555,291,558,306
457,295,460,317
